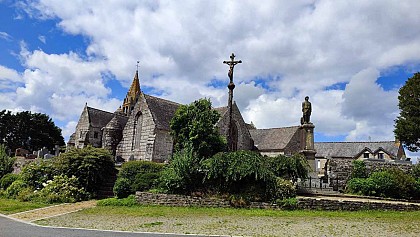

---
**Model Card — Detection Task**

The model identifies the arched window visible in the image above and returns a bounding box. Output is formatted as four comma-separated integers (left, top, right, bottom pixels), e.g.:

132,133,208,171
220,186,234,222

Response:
229,122,238,151
132,112,143,150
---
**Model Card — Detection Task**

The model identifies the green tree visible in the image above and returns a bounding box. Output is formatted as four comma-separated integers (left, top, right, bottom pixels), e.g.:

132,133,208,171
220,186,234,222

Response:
0,110,65,152
266,154,310,183
394,72,420,152
170,98,226,158
0,144,15,179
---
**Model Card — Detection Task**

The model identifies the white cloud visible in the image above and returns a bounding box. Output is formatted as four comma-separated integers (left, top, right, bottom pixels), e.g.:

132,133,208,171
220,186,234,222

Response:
0,32,13,41
38,35,46,44
4,0,420,142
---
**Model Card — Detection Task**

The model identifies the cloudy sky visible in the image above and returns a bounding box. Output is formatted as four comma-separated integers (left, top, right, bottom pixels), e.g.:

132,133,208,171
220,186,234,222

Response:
1,1,419,160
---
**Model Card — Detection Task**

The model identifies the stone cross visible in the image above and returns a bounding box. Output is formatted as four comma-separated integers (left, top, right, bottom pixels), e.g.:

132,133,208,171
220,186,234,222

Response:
136,61,140,71
223,53,242,152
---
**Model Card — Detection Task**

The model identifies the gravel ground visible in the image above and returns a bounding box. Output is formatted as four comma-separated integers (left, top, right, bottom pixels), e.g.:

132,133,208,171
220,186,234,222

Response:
35,209,420,237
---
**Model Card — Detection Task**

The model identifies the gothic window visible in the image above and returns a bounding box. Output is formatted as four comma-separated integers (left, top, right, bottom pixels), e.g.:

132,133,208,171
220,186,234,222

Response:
79,131,83,138
132,112,143,150
229,122,238,151
93,132,98,139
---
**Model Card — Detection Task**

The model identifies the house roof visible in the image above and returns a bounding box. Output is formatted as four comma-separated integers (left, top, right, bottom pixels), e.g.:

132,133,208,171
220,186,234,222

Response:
144,94,181,131
250,126,300,151
86,107,114,128
314,141,400,159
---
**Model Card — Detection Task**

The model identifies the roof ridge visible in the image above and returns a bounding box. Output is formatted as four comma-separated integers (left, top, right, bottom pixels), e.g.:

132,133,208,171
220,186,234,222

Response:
254,126,300,131
86,106,113,115
144,94,182,106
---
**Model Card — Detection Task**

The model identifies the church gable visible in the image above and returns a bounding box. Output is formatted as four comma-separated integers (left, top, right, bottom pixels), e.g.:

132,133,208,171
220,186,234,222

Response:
117,93,157,161
216,102,254,151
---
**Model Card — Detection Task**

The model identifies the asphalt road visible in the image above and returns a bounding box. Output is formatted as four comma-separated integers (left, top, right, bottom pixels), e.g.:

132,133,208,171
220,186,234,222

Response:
0,215,210,237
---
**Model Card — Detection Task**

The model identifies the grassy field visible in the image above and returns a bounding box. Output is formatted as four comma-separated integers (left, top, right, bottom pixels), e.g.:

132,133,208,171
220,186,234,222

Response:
35,205,420,237
0,198,49,215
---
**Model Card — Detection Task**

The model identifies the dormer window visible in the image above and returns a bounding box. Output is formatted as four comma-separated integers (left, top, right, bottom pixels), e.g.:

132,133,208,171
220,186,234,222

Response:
378,153,384,159
363,153,369,158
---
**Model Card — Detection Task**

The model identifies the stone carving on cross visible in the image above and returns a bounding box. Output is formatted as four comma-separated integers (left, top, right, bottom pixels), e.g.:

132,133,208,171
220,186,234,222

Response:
223,53,242,89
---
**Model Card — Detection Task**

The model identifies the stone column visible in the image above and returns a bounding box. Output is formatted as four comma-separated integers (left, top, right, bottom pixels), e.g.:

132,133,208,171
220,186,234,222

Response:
300,123,317,176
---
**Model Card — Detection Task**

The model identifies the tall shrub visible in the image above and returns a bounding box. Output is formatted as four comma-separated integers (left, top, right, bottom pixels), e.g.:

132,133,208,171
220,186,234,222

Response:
266,154,310,183
54,146,115,193
0,144,15,179
351,160,368,179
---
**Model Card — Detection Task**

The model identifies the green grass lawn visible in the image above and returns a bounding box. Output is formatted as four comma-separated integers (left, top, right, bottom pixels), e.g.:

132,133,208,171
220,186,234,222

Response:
81,205,420,220
0,198,49,215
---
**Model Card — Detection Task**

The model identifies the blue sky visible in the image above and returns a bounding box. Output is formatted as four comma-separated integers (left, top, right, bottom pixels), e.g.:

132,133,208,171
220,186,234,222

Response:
0,1,420,162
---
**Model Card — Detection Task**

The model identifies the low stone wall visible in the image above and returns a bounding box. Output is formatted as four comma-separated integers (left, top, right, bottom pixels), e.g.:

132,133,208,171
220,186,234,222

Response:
136,192,231,208
135,192,420,211
329,159,413,189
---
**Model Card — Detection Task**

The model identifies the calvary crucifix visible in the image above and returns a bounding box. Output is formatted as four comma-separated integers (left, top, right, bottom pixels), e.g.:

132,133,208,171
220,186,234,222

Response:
223,53,242,151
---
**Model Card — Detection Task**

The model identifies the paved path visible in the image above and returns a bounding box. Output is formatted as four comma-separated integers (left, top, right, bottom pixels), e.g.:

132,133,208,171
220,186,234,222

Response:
300,195,420,206
9,200,97,222
0,215,211,237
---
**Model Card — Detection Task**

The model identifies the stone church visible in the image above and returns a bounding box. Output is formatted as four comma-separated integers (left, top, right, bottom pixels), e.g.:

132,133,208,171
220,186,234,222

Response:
67,69,406,175
67,69,316,163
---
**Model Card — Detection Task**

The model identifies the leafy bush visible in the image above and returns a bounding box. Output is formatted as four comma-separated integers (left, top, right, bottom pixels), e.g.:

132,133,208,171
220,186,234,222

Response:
35,174,89,203
266,154,310,183
276,197,299,210
346,178,375,196
113,178,132,198
55,146,115,193
202,151,275,197
97,195,137,206
0,144,15,179
118,160,164,192
346,168,417,199
133,173,161,192
20,160,55,190
5,180,27,198
0,173,19,190
269,178,296,200
228,194,250,208
412,164,420,179
351,160,368,179
160,145,202,194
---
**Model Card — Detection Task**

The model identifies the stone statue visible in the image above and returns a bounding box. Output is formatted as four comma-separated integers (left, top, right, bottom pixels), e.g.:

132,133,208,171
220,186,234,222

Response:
301,96,312,124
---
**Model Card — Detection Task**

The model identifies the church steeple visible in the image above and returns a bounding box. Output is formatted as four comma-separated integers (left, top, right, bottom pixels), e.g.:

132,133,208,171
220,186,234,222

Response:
122,63,141,115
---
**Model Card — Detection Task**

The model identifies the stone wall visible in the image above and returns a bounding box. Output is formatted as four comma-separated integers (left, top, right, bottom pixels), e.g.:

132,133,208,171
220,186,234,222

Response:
216,103,254,151
329,159,413,188
136,192,420,211
117,95,156,161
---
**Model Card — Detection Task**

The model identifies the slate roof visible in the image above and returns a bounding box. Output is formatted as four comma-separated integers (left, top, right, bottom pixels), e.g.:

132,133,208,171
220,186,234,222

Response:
214,106,228,117
144,94,181,131
250,126,300,151
104,113,128,130
87,107,114,128
314,141,400,159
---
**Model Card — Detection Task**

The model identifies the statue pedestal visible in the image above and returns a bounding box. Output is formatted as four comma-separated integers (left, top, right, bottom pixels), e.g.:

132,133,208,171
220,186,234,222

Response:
300,123,317,176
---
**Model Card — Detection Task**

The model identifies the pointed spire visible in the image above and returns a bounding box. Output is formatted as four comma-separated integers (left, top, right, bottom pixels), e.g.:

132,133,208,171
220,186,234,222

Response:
121,63,141,115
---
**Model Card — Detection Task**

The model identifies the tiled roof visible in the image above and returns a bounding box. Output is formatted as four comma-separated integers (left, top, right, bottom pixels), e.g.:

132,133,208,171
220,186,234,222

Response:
314,141,399,159
144,94,181,131
250,126,300,150
87,107,114,128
